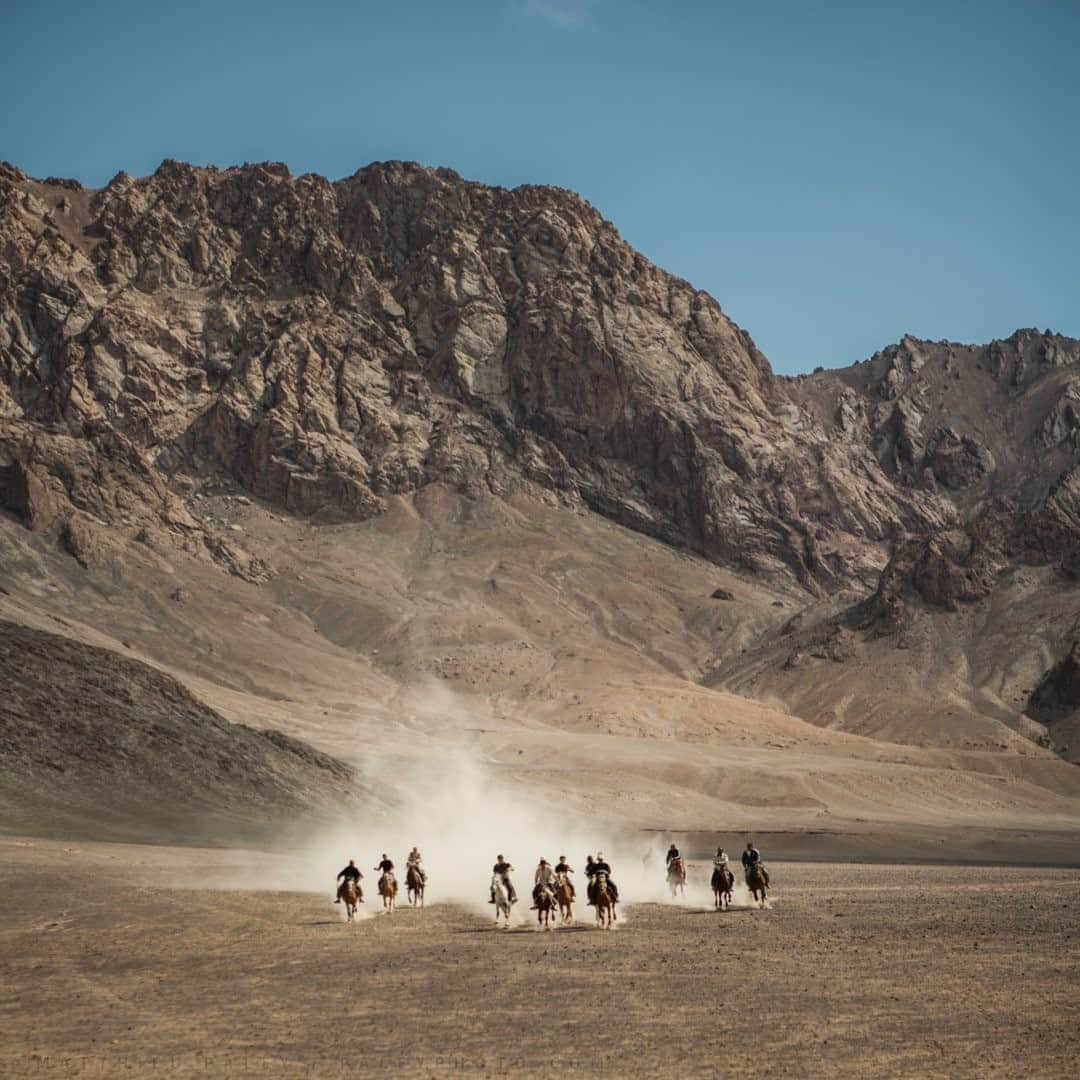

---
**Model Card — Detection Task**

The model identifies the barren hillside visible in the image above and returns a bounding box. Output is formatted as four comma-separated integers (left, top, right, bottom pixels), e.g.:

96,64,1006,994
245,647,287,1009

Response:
1,159,1079,846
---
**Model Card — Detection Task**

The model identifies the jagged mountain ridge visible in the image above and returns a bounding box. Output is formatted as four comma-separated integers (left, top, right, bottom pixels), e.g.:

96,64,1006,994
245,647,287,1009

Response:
1,158,966,592
2,158,1080,765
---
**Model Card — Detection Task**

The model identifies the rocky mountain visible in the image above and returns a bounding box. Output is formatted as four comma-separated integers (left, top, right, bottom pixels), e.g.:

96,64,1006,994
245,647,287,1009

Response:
0,158,964,595
1,157,1079,773
792,330,1080,607
708,333,1080,758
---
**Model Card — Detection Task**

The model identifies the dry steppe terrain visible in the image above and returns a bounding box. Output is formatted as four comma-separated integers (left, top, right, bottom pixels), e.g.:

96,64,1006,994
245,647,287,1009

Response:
2,837,1077,1079
3,159,1080,1077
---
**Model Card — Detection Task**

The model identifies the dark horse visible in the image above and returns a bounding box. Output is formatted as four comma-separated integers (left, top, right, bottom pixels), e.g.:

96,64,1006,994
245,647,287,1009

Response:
406,865,426,907
746,864,769,907
536,887,557,929
711,865,735,909
594,871,616,929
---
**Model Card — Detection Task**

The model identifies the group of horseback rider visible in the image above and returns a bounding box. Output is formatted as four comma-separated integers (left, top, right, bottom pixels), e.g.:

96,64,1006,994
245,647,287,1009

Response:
336,840,766,905
335,847,426,904
491,853,620,909
670,840,767,884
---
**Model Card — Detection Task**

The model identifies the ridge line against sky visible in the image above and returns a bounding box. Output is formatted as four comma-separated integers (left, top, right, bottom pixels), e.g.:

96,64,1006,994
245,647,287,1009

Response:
3,0,1077,373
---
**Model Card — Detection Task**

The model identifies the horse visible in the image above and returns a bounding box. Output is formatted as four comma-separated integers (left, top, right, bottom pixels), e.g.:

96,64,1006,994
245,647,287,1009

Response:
378,871,398,912
536,887,556,929
554,872,574,923
711,865,735,909
491,874,512,928
594,871,616,929
406,864,426,907
667,856,687,898
341,879,362,922
746,863,768,907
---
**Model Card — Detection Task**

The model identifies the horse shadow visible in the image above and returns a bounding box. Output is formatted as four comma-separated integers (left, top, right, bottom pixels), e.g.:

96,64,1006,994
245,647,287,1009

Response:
681,906,755,916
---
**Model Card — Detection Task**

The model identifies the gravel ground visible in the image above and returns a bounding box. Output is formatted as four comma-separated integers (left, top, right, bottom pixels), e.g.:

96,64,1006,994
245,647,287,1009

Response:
1,839,1077,1078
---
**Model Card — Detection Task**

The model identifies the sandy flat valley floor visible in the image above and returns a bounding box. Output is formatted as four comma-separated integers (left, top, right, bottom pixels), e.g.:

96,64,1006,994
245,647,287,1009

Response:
2,837,1077,1078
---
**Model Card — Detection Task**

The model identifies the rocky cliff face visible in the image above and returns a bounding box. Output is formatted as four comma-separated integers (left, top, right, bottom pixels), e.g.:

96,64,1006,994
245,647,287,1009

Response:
2,157,1079,605
1,159,964,592
792,331,1080,613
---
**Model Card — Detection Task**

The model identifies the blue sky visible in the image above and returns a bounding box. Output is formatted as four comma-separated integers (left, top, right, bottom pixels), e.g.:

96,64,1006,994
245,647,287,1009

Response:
3,1,1077,372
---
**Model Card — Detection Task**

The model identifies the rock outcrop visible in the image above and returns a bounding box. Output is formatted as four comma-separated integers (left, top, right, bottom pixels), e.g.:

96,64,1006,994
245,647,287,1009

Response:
1028,642,1080,724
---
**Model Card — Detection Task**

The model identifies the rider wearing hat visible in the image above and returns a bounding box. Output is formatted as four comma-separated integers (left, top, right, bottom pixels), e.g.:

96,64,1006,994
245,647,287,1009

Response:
532,857,557,908
587,851,619,905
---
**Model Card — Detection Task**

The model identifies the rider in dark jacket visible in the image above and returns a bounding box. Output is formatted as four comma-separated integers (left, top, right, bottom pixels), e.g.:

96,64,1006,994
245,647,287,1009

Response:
742,842,768,884
554,855,576,899
490,855,517,904
741,843,760,872
587,853,619,904
666,844,681,867
335,859,363,903
374,854,395,890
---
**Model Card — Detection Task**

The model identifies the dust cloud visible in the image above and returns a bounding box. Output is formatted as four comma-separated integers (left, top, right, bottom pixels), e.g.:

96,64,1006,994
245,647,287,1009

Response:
261,741,755,918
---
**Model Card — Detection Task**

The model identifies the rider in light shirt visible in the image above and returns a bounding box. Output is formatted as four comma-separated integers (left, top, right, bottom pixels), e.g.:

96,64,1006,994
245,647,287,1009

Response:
406,847,426,883
532,858,557,908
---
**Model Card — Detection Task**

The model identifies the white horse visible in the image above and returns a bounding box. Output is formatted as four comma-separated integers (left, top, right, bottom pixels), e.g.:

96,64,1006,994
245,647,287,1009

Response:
491,874,512,928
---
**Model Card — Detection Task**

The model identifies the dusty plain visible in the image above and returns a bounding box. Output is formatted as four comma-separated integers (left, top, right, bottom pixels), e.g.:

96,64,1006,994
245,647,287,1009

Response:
1,837,1078,1079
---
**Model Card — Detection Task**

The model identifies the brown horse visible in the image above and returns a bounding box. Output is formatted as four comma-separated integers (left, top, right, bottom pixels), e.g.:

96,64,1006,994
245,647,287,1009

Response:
536,888,557,929
667,856,687,898
555,872,574,923
406,865,425,907
379,871,398,912
711,865,734,909
594,871,616,929
341,880,362,922
746,864,768,907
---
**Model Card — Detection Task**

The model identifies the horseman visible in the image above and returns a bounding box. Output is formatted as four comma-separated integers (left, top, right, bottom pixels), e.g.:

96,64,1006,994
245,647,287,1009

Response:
713,846,730,871
531,858,557,909
554,854,576,900
666,843,682,868
489,853,517,905
742,840,769,885
335,859,363,903
406,846,427,884
374,852,395,891
587,852,619,905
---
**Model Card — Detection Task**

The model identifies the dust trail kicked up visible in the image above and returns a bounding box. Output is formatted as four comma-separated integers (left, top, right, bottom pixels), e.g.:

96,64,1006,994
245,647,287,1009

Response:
270,746,756,918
